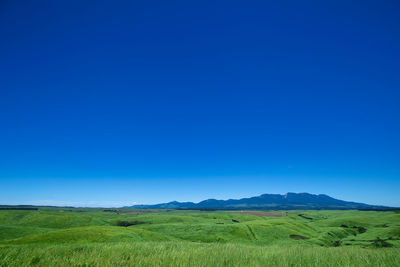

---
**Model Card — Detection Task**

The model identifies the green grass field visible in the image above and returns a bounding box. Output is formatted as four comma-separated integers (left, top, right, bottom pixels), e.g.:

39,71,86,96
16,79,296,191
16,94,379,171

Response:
0,208,399,266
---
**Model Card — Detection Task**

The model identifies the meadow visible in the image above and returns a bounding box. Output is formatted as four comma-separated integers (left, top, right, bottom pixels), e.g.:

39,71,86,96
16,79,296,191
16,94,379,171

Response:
0,208,399,266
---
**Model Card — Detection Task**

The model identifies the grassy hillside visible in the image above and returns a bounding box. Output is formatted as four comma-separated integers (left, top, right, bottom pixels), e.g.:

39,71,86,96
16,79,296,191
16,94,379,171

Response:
0,208,399,266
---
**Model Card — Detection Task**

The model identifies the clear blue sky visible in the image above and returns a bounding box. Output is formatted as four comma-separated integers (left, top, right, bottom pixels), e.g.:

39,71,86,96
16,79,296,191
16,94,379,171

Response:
1,1,399,207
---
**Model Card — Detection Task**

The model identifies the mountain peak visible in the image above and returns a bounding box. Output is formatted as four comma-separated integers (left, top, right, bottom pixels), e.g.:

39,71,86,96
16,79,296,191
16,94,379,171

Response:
129,193,391,210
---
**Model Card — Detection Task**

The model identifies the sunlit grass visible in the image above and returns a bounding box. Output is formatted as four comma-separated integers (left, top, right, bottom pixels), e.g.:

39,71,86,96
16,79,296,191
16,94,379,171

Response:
1,242,399,267
0,209,399,266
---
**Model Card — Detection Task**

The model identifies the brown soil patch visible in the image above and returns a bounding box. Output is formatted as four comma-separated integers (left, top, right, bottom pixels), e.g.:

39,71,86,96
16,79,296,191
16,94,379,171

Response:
231,211,286,217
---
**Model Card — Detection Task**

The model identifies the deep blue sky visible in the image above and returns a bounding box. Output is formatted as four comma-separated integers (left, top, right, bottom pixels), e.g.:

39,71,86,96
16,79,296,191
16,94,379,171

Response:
1,1,399,207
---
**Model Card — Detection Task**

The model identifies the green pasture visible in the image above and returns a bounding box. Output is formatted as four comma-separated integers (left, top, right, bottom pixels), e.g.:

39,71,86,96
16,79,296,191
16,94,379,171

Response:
0,208,399,266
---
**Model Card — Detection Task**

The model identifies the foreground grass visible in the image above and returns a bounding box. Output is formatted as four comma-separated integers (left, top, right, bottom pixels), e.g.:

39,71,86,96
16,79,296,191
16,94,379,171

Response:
1,242,399,267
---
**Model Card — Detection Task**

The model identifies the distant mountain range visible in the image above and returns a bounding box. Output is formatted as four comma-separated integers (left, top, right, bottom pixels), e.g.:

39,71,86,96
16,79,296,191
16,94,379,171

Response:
128,193,393,210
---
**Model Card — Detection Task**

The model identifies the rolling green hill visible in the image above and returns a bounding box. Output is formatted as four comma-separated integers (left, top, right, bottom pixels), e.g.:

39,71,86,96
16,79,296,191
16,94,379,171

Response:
0,208,399,266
